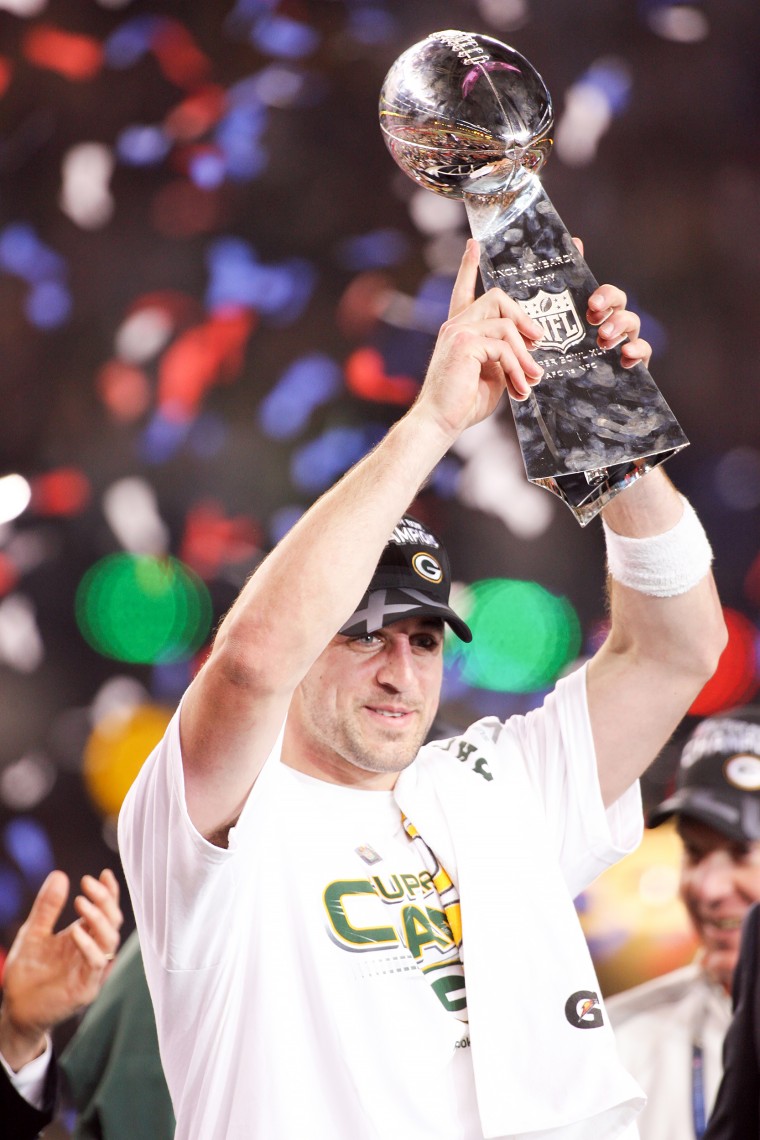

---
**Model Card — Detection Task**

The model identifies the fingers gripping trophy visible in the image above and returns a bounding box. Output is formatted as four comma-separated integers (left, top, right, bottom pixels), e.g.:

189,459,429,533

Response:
379,30,688,525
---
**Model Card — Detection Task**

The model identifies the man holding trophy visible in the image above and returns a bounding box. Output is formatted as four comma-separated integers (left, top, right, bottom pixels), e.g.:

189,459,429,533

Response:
118,31,726,1140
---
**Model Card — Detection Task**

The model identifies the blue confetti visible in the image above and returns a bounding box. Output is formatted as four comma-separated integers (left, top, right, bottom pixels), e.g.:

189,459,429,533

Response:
139,411,192,464
269,505,305,544
291,424,385,493
335,229,410,272
0,224,65,284
188,413,229,458
103,16,165,69
4,818,55,887
225,0,279,38
0,864,24,926
152,659,193,701
258,353,342,440
429,456,461,499
252,14,320,60
205,238,316,323
348,7,398,46
189,150,227,190
117,125,172,166
26,280,73,329
578,59,632,116
215,102,269,182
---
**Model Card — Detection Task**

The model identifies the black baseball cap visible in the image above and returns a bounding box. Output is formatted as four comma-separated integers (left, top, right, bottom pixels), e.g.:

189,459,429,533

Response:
648,706,760,842
339,514,472,643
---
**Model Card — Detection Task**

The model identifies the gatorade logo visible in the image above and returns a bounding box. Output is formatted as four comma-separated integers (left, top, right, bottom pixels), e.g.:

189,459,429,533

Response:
564,990,603,1029
412,552,443,584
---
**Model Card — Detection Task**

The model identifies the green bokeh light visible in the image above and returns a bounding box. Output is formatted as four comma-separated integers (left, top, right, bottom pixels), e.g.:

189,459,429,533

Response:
75,554,213,664
446,578,582,693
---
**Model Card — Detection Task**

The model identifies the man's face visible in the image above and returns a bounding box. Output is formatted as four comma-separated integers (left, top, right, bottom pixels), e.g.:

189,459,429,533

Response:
677,815,760,991
285,616,445,789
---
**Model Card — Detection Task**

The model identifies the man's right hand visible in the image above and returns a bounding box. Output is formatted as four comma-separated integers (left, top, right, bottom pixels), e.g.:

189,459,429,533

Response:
413,238,545,438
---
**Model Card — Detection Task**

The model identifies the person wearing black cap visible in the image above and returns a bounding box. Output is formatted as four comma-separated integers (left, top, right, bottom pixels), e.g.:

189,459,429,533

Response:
118,239,726,1140
607,707,760,1139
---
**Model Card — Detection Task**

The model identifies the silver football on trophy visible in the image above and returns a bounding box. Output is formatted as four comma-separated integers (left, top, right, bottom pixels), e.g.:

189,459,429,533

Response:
378,29,690,525
379,30,553,200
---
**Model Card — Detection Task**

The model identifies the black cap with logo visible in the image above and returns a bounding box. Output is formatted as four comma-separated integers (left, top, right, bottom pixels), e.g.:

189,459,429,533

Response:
648,705,760,842
339,515,472,643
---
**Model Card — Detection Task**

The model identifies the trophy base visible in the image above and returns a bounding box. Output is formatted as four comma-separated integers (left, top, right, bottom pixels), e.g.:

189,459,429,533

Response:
536,451,685,527
464,182,689,526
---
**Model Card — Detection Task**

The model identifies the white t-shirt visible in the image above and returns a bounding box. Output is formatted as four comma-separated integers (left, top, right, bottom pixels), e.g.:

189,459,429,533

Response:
119,666,643,1140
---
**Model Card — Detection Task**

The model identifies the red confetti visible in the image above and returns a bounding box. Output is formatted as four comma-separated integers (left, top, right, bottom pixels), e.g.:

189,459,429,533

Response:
23,25,102,81
336,272,392,339
97,360,152,423
689,607,759,716
0,553,19,597
0,57,13,99
180,500,261,579
152,20,211,89
164,85,227,141
157,308,257,416
31,468,91,517
344,347,419,406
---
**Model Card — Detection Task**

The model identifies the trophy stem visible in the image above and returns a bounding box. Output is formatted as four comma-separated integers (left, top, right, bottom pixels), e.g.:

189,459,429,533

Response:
464,180,688,525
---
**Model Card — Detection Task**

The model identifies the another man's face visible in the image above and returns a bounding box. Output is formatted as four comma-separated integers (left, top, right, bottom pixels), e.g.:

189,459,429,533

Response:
677,815,760,992
285,616,445,789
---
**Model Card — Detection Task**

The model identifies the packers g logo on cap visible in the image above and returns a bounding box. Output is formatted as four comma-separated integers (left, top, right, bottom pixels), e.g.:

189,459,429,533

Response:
412,552,443,584
724,753,760,792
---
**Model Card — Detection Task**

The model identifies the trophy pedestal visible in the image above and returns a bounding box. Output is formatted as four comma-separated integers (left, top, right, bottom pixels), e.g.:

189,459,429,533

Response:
465,179,688,525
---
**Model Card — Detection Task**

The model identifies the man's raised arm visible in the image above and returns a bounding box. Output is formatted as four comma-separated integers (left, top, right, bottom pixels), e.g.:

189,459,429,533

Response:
588,464,726,806
581,283,726,804
179,239,547,838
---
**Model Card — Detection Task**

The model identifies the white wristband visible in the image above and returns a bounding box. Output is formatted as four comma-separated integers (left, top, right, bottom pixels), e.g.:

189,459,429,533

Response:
603,495,713,597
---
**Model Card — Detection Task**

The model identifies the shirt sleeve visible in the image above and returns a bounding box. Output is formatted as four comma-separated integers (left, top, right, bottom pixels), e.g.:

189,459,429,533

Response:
505,663,643,897
117,703,281,972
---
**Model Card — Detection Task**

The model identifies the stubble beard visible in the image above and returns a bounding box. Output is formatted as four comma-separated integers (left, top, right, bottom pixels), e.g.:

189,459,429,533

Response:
343,722,427,775
309,698,437,778
332,708,433,776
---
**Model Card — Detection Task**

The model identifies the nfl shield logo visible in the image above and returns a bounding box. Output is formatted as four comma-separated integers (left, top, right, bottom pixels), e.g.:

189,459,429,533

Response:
520,289,585,353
